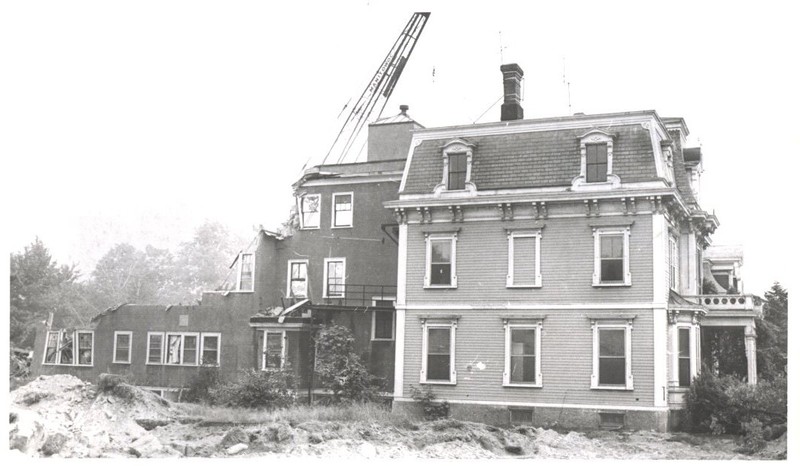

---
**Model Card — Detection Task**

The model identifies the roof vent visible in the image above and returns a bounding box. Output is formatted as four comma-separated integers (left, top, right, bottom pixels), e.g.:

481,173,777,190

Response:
400,105,409,114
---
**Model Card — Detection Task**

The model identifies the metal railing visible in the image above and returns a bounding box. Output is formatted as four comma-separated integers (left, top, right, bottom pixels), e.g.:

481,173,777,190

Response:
281,284,397,310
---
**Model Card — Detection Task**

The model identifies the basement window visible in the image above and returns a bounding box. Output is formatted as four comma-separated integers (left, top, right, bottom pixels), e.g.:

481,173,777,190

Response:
599,412,625,430
509,408,534,425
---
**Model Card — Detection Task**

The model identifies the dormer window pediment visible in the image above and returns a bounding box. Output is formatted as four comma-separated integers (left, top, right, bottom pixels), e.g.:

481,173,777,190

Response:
434,138,477,196
572,129,620,191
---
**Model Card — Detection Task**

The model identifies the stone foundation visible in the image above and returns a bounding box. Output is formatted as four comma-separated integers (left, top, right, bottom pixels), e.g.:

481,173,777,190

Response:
393,399,669,432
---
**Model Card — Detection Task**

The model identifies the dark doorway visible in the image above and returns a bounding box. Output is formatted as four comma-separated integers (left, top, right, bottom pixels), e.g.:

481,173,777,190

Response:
701,326,747,380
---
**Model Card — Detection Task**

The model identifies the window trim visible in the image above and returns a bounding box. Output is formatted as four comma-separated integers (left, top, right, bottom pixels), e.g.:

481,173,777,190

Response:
590,320,633,390
42,330,94,367
420,319,457,385
286,259,309,298
331,192,354,228
424,233,458,289
434,139,477,195
592,226,631,287
146,332,165,365
298,193,321,230
235,252,255,293
506,230,542,288
572,130,620,190
200,332,222,366
371,310,395,341
164,332,200,366
503,322,543,388
676,324,697,388
261,330,286,370
322,257,346,298
112,331,132,364
669,234,679,292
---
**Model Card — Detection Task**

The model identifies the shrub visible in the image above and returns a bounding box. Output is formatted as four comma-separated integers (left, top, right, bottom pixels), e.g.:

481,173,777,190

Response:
182,366,220,403
686,370,787,441
209,368,297,409
409,385,449,420
315,325,381,403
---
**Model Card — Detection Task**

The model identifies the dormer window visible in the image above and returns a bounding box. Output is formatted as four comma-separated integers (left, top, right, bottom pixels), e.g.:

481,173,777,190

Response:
572,130,620,190
434,139,477,195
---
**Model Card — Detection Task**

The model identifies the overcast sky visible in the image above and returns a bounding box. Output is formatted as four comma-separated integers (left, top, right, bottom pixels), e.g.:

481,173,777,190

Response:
3,0,798,294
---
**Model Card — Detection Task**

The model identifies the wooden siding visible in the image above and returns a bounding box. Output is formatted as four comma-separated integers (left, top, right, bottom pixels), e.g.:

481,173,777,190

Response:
401,308,655,406
405,214,653,304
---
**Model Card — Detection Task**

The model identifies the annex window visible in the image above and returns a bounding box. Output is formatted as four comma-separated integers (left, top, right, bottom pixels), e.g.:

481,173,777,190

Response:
593,226,631,286
503,322,542,387
586,144,608,183
147,332,164,364
372,311,394,341
201,333,221,366
332,192,353,228
165,333,199,366
42,330,93,366
425,233,458,288
287,260,309,298
677,327,695,387
323,258,346,298
591,320,633,390
262,330,285,370
669,235,679,291
506,230,542,288
238,253,254,292
299,194,321,229
113,331,132,364
420,320,457,384
435,139,476,195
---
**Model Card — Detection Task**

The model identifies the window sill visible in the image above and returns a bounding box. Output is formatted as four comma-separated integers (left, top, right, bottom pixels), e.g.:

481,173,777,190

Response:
371,338,394,342
420,380,457,386
503,383,542,388
591,385,633,391
506,284,542,289
299,226,320,230
112,361,131,365
42,363,94,367
424,285,457,290
331,225,353,229
592,282,631,288
226,290,254,294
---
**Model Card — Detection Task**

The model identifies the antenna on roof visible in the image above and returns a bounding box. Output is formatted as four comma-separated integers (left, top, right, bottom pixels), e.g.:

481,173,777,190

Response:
499,31,507,64
562,56,572,115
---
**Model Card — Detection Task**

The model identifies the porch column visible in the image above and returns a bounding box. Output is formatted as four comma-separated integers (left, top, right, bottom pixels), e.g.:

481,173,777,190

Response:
744,324,757,385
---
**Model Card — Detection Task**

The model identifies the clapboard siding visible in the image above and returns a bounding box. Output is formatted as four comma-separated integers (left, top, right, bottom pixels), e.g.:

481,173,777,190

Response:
402,308,654,406
406,214,653,304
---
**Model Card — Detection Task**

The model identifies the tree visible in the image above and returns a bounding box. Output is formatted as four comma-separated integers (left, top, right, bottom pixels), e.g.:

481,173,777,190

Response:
314,325,380,403
9,238,81,348
88,243,177,308
174,221,245,301
756,282,788,380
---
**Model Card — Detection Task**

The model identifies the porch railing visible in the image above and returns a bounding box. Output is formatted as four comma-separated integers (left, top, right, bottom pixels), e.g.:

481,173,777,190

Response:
281,284,397,309
684,294,758,312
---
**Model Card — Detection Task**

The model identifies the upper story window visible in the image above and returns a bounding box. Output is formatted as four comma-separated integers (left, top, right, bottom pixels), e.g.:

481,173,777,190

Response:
434,139,477,195
592,226,631,287
299,194,321,229
332,193,353,228
323,258,346,298
43,330,93,366
238,253,254,292
424,232,458,288
572,129,620,190
669,234,679,291
506,229,542,288
287,260,309,298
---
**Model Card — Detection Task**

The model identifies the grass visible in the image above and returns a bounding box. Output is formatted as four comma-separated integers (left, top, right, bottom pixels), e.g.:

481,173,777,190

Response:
177,401,415,428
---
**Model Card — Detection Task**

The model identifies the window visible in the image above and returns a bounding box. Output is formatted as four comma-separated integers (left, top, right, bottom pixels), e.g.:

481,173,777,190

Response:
372,311,394,341
165,333,199,366
238,253,254,292
435,139,476,195
425,233,457,288
287,260,309,298
678,328,691,387
504,323,542,387
506,230,542,287
262,331,285,369
113,331,132,364
299,194,321,229
669,235,679,291
593,227,631,286
201,333,221,366
586,143,608,183
42,330,93,366
591,321,633,390
447,153,467,190
332,193,353,228
147,333,164,364
323,258,346,298
420,321,457,384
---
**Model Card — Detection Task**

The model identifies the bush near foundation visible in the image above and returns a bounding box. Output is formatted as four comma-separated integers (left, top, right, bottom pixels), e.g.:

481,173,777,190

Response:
209,368,297,409
410,385,449,420
685,370,786,451
315,325,382,403
182,366,220,403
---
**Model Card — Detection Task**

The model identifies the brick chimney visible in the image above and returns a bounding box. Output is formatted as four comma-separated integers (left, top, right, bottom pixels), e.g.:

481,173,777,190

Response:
500,63,524,121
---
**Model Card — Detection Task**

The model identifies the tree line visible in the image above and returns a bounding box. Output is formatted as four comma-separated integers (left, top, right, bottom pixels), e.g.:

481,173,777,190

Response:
10,221,246,349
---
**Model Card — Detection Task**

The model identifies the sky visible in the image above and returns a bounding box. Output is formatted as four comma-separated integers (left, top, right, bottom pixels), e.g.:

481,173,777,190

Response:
2,0,798,295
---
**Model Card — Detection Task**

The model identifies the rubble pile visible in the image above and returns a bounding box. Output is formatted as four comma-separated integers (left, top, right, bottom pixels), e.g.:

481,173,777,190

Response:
9,374,180,458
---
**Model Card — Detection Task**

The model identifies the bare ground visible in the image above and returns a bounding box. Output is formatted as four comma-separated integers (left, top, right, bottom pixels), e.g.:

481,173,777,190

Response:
8,375,787,459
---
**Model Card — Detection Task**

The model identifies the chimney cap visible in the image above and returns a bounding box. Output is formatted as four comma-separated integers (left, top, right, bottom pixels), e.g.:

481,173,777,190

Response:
399,105,409,114
500,63,524,76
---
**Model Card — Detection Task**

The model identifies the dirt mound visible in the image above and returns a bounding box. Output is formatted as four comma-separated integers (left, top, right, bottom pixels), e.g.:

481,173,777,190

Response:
9,374,181,458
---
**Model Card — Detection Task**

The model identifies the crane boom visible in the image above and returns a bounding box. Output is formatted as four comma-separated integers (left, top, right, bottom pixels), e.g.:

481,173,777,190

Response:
322,12,430,165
